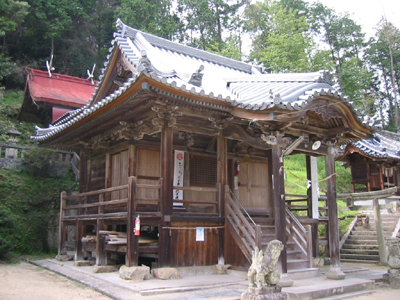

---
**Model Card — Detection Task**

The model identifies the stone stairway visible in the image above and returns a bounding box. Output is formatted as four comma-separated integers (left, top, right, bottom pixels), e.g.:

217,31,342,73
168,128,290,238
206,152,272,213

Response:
340,213,400,263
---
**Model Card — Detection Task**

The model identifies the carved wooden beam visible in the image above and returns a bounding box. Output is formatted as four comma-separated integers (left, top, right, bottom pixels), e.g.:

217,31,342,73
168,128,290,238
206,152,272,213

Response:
152,105,182,128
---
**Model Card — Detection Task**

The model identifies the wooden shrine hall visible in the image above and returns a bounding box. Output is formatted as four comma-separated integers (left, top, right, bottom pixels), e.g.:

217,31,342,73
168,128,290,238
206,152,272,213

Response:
338,130,400,194
33,19,373,278
19,68,97,127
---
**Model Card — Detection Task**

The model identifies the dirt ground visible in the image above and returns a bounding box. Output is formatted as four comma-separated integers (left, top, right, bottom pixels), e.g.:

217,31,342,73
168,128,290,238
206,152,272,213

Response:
0,261,111,300
0,260,398,300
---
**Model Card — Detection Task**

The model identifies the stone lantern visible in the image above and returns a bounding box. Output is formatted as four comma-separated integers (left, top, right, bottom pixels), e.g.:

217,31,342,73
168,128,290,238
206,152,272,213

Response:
5,127,21,159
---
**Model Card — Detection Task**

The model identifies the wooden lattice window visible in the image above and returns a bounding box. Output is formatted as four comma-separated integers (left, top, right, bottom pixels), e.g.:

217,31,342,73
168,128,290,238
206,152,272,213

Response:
189,155,217,186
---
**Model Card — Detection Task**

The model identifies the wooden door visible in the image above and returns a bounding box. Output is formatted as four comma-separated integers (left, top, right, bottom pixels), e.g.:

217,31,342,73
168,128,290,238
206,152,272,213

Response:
137,148,160,200
237,162,270,214
110,150,128,199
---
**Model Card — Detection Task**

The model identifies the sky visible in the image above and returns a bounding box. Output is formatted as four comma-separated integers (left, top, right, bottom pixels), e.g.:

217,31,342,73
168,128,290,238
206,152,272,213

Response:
316,0,400,38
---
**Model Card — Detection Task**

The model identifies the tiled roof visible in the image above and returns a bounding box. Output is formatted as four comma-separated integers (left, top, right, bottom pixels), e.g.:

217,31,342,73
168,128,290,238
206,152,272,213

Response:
32,19,369,141
350,130,400,160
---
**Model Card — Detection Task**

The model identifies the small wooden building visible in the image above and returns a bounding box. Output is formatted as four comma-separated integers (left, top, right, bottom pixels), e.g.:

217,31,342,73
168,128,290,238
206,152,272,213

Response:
33,20,372,275
338,130,400,193
19,68,97,126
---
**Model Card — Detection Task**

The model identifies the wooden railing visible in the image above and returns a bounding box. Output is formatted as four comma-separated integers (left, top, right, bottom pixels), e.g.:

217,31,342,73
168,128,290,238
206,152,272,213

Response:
172,183,221,215
285,194,309,212
60,177,162,221
226,188,261,261
60,178,221,221
285,207,313,268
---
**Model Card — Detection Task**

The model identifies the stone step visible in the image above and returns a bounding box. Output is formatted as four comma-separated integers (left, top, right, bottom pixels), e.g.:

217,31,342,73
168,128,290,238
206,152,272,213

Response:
347,235,378,240
353,227,394,232
284,277,375,300
344,239,378,245
340,258,379,263
342,244,378,250
340,249,379,255
314,289,375,300
340,253,379,260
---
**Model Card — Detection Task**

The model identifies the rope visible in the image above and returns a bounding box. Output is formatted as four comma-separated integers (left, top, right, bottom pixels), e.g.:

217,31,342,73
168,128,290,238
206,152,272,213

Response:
280,165,338,189
162,226,225,230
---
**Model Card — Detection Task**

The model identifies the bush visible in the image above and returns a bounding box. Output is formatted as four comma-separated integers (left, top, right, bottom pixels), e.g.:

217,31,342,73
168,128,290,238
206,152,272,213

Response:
21,147,56,177
0,204,16,257
0,169,78,254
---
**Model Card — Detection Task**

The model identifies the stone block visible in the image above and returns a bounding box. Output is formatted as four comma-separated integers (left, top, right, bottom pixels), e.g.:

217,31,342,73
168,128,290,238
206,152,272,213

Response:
325,267,346,280
74,260,91,267
383,270,400,288
55,254,73,262
119,265,151,281
241,286,288,300
93,265,119,273
313,257,324,267
152,267,182,280
216,264,230,275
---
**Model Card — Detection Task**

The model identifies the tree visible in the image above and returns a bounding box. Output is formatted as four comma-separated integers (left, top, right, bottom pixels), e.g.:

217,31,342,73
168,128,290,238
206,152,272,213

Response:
365,20,400,130
309,2,365,75
245,0,317,72
177,0,247,51
0,0,29,48
115,0,181,40
206,34,242,60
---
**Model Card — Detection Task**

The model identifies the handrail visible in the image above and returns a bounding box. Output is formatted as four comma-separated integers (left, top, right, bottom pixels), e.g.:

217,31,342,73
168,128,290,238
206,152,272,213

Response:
285,207,312,267
64,185,129,199
228,189,257,226
339,215,358,249
285,207,307,233
392,217,400,238
225,189,261,261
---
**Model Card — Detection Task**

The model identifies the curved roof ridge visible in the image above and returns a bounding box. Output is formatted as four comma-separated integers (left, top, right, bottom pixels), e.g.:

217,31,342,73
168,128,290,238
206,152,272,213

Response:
115,19,259,75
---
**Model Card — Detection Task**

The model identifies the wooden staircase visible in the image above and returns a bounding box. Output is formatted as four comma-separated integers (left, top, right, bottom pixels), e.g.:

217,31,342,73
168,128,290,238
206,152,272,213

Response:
226,189,312,271
340,213,400,263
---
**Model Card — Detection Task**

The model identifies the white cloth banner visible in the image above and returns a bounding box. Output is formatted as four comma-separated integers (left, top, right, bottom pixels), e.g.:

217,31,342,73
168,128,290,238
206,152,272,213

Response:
173,150,185,202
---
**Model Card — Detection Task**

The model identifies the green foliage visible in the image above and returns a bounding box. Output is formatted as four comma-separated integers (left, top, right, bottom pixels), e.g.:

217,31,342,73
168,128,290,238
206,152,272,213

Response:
0,169,77,255
245,0,321,73
21,147,57,177
0,0,29,35
0,204,16,257
0,90,36,144
206,35,243,60
284,154,354,241
116,0,181,40
284,154,352,196
177,0,246,51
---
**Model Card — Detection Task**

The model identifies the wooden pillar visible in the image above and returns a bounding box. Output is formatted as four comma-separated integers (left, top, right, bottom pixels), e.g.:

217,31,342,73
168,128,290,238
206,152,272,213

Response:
271,141,287,273
58,191,67,255
379,165,385,190
396,166,400,196
217,133,227,264
79,152,88,193
74,220,85,261
159,122,173,267
96,192,107,265
126,176,139,266
325,147,345,279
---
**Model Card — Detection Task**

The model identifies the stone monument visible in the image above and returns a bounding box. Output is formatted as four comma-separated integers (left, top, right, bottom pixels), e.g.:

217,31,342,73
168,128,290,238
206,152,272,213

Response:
241,240,288,300
383,237,400,288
